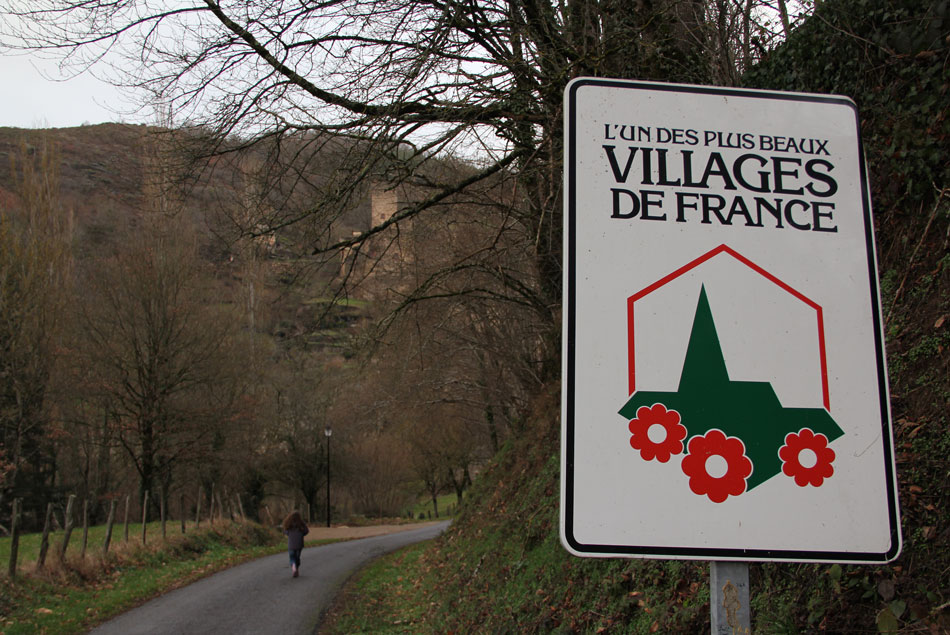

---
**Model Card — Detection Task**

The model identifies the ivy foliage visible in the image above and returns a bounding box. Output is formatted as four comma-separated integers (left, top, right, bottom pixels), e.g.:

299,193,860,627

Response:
744,0,950,210
746,5,950,632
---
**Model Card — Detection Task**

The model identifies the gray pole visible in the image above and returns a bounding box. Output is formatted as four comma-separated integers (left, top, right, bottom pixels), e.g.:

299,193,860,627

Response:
710,561,751,635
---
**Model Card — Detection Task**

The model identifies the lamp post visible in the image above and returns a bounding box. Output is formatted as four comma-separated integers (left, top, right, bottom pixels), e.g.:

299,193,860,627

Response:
324,425,332,528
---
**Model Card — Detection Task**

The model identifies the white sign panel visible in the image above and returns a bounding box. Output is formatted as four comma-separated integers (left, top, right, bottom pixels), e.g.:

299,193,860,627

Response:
561,79,901,563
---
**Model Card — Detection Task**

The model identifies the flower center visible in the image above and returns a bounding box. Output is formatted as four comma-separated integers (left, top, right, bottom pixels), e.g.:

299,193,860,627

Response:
705,454,729,479
798,448,818,469
647,423,668,444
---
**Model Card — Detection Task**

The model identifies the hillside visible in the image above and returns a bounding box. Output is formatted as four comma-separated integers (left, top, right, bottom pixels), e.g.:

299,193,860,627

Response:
0,118,535,539
0,123,382,355
0,123,387,532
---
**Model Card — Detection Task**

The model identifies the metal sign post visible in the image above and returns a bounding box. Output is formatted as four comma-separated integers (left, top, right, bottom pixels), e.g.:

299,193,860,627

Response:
710,562,751,634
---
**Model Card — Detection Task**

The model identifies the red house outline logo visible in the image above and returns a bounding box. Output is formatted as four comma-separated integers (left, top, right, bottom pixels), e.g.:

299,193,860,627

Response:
626,243,830,410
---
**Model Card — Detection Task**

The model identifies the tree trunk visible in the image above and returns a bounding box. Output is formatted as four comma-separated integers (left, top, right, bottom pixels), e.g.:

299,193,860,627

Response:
776,0,792,37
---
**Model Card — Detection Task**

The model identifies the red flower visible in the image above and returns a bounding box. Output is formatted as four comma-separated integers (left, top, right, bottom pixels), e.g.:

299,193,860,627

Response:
680,430,752,503
628,403,687,463
779,428,835,487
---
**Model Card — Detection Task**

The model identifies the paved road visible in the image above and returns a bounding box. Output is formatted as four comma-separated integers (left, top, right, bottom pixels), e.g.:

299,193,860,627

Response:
90,521,450,635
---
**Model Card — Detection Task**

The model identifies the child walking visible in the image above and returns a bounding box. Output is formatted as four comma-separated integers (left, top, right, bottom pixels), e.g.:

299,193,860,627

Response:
282,510,309,577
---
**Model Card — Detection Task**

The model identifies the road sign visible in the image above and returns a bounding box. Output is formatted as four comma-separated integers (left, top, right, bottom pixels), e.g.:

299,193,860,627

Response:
561,79,901,563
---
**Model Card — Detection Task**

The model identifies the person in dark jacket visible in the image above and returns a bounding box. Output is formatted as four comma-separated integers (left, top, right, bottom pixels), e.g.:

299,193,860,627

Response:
282,510,310,577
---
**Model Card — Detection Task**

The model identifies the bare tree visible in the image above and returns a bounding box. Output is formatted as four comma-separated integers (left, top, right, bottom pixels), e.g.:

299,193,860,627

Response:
0,138,72,523
260,361,333,517
345,429,414,518
77,200,246,511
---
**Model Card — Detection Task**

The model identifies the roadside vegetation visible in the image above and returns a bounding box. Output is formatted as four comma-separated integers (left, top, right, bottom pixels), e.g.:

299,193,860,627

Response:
0,502,453,634
0,521,283,634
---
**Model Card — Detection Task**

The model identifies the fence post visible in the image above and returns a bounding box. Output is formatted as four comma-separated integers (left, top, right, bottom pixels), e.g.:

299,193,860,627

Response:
103,499,116,554
141,490,149,545
59,494,77,560
123,495,130,542
37,502,53,569
80,499,89,560
8,498,20,579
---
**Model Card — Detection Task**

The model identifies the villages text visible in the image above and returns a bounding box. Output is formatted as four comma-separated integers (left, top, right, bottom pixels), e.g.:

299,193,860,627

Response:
602,144,840,233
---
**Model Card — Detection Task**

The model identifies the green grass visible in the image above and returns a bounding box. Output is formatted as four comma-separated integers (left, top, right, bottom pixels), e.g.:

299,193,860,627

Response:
0,519,205,570
0,521,286,634
410,493,459,520
323,542,432,634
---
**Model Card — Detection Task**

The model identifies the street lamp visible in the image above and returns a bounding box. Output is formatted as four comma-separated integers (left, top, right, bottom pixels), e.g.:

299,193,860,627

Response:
324,425,332,528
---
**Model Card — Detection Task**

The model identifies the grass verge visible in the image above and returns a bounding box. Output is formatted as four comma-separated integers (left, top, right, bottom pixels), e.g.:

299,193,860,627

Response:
321,542,433,634
410,493,459,521
0,519,219,571
0,521,286,634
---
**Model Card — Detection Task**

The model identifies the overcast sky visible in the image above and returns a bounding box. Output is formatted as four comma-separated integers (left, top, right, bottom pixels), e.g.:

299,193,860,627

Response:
0,52,146,129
